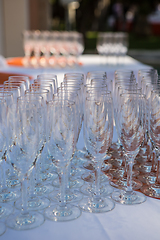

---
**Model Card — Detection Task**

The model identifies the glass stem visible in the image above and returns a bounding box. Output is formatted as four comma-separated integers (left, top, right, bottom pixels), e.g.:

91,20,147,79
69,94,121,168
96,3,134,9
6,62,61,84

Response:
21,176,29,216
152,149,157,172
94,163,101,198
65,163,70,190
59,169,66,207
35,157,42,185
156,157,160,184
29,169,35,198
126,161,133,192
2,155,7,191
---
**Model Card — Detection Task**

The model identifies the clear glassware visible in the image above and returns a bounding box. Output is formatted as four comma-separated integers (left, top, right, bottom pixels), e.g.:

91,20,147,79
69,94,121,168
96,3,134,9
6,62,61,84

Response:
118,32,128,63
75,32,84,66
31,82,53,101
0,93,21,201
14,95,50,211
6,99,44,230
37,73,58,92
49,92,83,203
86,71,107,85
25,90,56,195
44,99,82,221
134,82,158,177
0,99,14,217
23,30,34,67
4,80,26,96
79,91,115,213
141,89,160,198
111,93,147,204
8,76,30,90
96,32,105,61
34,78,56,95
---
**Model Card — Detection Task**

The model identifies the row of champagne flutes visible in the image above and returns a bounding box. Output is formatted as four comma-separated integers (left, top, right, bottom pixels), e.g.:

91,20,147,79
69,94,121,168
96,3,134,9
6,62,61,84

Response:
0,69,159,235
0,74,59,234
96,32,128,65
23,30,84,68
108,67,160,203
0,72,117,234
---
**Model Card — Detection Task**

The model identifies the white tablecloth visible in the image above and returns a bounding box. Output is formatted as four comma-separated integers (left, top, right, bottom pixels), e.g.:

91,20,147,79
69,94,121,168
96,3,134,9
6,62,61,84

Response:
0,54,150,86
1,55,159,240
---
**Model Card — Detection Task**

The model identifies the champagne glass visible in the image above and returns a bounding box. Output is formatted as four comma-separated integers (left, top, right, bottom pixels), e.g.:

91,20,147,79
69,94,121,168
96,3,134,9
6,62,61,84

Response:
111,93,147,204
141,89,160,198
14,95,50,211
37,73,58,91
6,100,44,230
0,98,14,217
23,30,33,67
79,91,115,213
25,90,56,194
44,99,82,221
96,32,105,64
8,76,30,90
0,93,21,201
48,93,83,203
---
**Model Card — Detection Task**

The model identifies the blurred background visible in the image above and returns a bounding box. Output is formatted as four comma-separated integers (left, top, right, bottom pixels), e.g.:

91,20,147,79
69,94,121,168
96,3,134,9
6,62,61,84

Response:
0,0,160,68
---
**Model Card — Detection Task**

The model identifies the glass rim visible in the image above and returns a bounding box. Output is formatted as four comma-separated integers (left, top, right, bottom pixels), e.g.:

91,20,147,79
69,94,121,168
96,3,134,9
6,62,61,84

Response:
120,93,146,98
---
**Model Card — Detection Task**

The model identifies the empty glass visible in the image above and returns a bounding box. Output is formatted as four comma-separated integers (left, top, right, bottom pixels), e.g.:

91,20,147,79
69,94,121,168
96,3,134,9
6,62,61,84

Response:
6,99,44,230
45,99,82,221
79,91,115,213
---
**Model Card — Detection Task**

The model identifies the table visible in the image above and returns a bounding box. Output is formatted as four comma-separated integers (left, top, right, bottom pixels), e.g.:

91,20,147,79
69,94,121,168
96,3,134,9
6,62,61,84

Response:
1,54,159,240
0,54,150,86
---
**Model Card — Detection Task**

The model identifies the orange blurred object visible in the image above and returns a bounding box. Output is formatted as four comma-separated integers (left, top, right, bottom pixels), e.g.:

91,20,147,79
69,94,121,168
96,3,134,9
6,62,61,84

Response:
6,57,24,66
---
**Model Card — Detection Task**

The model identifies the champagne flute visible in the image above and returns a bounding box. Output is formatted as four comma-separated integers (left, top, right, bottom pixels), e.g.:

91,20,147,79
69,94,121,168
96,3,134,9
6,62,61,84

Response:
141,89,160,198
14,95,50,211
0,92,21,201
6,100,44,230
111,93,147,204
0,98,14,217
79,91,115,213
44,99,82,221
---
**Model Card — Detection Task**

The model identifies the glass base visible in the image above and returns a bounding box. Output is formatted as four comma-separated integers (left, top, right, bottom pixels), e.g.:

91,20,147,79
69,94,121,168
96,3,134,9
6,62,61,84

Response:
52,178,84,189
0,203,13,219
70,167,86,180
109,167,139,179
15,197,50,211
83,161,95,171
74,148,89,159
72,148,91,168
40,172,58,182
110,178,142,190
138,172,156,185
44,204,81,222
0,189,21,203
79,196,115,213
81,182,113,196
101,162,112,173
0,222,6,236
81,172,111,183
49,189,83,203
6,211,44,230
134,162,152,174
108,157,123,168
6,179,21,188
111,190,146,205
141,184,160,199
34,184,54,196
